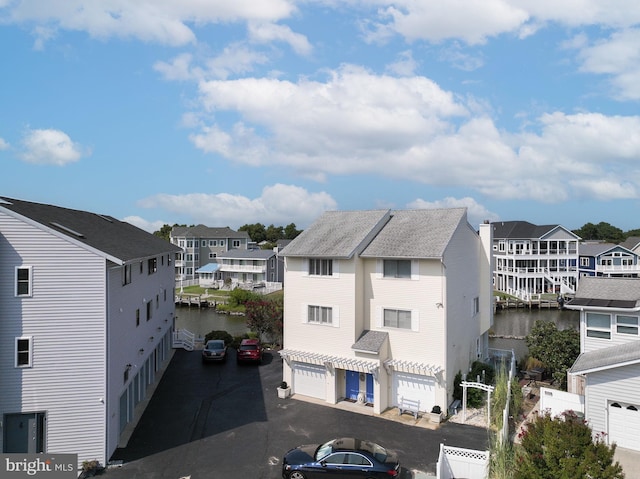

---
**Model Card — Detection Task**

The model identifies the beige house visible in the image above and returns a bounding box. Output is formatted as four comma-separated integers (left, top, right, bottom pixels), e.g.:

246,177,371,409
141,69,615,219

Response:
280,208,493,415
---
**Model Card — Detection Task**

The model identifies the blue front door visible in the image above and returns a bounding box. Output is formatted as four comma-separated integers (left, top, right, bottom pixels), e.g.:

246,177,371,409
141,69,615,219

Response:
346,370,359,400
366,373,374,403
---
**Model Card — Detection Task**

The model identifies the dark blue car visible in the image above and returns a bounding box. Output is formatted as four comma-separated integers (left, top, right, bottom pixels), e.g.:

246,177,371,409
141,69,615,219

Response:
282,437,400,479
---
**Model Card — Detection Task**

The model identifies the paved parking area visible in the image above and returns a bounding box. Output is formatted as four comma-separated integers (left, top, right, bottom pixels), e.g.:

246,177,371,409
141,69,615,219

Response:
106,348,489,479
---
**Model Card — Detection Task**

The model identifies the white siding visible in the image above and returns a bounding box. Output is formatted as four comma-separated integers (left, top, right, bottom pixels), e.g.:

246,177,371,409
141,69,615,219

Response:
0,213,107,462
584,363,640,447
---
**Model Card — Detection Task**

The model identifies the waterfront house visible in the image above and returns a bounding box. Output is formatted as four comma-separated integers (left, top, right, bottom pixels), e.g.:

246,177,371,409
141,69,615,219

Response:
565,277,640,452
215,248,282,291
491,221,580,300
578,243,640,278
0,197,181,466
279,208,493,415
170,225,250,283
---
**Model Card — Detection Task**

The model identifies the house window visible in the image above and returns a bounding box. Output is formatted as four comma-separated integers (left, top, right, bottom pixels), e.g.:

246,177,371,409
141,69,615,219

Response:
308,305,333,325
580,257,589,267
186,240,193,248
616,315,639,335
123,264,132,285
473,297,480,315
209,253,216,259
209,240,215,246
309,258,333,276
383,259,411,278
186,254,193,261
220,240,225,246
178,240,185,247
201,240,206,247
148,258,157,274
136,309,140,327
586,312,611,339
146,301,152,321
140,261,144,274
232,240,241,248
383,309,412,329
15,337,33,367
156,294,160,308
15,266,32,297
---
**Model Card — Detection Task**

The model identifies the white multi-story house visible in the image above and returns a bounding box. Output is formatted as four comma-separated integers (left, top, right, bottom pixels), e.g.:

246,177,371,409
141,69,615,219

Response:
566,277,640,452
280,208,493,415
170,225,250,282
215,249,281,289
0,197,181,467
491,221,580,300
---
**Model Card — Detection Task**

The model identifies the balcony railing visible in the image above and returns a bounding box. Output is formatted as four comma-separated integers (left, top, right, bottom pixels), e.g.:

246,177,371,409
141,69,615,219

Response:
218,264,266,273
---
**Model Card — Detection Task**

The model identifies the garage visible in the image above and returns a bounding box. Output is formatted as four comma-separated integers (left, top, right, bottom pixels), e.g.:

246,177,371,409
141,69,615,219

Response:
292,362,327,399
392,371,435,413
608,401,640,451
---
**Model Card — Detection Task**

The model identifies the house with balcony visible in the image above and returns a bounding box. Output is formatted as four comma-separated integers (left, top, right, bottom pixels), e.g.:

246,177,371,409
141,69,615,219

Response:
578,243,640,278
213,248,281,290
170,225,250,283
491,221,580,300
565,277,640,452
279,208,493,416
0,196,181,468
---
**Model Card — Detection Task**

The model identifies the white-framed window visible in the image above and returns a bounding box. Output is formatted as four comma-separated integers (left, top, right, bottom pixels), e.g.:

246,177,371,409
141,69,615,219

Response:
307,305,334,325
186,240,193,248
148,257,157,274
178,239,185,247
383,309,412,329
580,257,590,267
616,315,639,335
586,312,611,339
473,297,480,315
186,254,193,261
232,240,241,248
309,258,333,276
383,259,411,278
201,240,206,247
15,336,33,368
209,253,216,259
15,266,33,297
209,240,216,246
220,240,225,246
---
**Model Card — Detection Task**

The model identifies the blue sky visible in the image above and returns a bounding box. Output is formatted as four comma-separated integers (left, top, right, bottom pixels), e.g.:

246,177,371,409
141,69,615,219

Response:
2,1,640,233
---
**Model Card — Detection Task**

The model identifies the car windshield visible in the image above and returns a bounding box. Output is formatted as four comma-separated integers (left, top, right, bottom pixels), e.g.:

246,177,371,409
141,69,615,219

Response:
367,442,388,463
315,440,335,461
207,341,224,349
241,344,258,350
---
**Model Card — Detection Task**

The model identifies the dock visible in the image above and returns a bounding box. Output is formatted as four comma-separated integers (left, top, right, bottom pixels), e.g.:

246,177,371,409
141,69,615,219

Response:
495,297,561,310
175,294,209,308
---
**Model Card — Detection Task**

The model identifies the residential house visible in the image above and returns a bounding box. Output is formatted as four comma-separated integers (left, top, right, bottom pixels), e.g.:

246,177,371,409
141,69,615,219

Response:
565,277,640,452
491,221,580,300
620,236,640,255
279,208,493,415
0,197,181,467
578,243,640,278
170,225,250,282
214,248,281,290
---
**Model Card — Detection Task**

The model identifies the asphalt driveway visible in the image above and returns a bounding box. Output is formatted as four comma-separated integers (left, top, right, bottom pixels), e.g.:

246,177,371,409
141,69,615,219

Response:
106,348,490,479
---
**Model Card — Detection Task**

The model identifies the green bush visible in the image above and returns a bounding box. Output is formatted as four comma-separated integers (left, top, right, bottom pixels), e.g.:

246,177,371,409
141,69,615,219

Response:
228,288,260,307
204,330,234,345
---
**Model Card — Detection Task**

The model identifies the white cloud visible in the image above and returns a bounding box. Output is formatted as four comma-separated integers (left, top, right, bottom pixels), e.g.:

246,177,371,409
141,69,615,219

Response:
2,0,297,47
385,50,419,76
20,128,88,166
407,196,500,227
137,184,337,229
122,216,167,234
0,137,9,150
248,21,312,56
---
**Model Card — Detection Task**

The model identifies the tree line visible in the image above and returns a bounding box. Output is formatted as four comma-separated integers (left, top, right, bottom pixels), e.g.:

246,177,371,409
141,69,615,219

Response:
152,222,302,246
573,221,640,243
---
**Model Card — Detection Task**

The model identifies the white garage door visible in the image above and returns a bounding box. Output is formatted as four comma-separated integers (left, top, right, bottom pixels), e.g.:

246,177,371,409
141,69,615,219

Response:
293,362,326,399
609,401,640,451
392,371,435,413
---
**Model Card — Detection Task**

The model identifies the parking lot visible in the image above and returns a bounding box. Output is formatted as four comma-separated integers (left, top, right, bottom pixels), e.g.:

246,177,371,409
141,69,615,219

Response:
106,348,490,479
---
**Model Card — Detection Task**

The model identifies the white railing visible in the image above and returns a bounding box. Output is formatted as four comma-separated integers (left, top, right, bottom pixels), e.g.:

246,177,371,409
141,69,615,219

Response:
172,329,195,351
218,264,266,273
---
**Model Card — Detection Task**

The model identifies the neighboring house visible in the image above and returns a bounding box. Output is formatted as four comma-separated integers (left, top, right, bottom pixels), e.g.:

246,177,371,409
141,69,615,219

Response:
214,248,280,289
491,221,580,300
0,197,181,467
565,277,640,452
620,236,640,255
279,208,493,415
170,225,250,282
578,243,640,278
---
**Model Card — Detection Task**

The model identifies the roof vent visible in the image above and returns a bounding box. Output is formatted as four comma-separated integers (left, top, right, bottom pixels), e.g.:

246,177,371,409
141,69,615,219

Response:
50,222,85,238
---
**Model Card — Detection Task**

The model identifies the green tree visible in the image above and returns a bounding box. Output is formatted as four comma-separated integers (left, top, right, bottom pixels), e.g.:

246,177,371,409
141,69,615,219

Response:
245,297,283,344
284,223,302,240
265,224,285,243
238,223,267,243
515,410,624,479
525,320,580,389
153,223,185,241
573,222,624,243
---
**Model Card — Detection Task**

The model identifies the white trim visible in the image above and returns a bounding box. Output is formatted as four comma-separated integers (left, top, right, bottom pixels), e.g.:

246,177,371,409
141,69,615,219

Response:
15,265,33,297
15,336,34,368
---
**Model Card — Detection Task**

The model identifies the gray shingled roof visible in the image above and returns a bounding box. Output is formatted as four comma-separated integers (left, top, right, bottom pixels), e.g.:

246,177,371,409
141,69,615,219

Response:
360,208,466,259
0,196,181,263
578,243,616,256
171,224,249,239
567,277,640,309
620,236,640,251
491,220,579,240
569,340,640,374
281,210,391,258
352,330,388,354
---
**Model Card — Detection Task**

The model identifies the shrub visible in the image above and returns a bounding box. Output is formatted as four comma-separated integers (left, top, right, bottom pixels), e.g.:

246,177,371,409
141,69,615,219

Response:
204,330,234,344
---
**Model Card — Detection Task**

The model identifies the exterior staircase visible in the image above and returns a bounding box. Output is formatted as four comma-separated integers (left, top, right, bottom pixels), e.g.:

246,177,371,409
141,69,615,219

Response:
172,329,195,351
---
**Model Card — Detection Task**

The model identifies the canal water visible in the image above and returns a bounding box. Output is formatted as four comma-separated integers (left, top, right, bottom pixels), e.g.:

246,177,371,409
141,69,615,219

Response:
490,307,579,362
174,303,579,362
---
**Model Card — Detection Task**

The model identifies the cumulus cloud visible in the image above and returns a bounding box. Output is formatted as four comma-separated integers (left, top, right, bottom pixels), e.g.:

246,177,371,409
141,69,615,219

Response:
407,196,500,227
0,137,9,150
187,66,640,203
20,128,88,166
123,216,168,234
137,184,337,229
248,21,312,56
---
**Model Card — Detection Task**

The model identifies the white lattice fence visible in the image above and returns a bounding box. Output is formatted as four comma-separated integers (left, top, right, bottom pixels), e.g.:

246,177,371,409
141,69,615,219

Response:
437,445,489,479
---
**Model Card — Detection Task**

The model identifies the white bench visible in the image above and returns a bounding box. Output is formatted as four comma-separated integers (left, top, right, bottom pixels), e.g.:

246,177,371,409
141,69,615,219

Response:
398,397,420,419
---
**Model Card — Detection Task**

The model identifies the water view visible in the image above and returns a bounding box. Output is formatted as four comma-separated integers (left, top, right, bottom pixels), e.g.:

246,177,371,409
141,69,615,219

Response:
174,305,250,339
489,307,579,361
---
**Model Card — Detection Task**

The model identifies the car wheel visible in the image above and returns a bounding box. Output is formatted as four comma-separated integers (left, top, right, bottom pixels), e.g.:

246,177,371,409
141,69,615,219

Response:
288,471,306,479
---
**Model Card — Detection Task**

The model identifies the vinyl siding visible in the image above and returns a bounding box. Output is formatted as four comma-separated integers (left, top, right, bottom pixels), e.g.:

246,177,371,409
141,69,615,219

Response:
581,311,640,354
0,212,107,462
584,364,640,443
